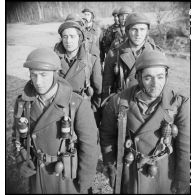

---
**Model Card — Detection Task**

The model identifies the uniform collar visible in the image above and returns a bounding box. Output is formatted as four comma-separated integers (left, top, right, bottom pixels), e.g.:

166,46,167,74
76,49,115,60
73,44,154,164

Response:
77,44,86,60
55,41,85,61
161,85,176,110
21,81,37,101
21,78,73,107
53,78,72,107
133,84,175,111
119,37,153,54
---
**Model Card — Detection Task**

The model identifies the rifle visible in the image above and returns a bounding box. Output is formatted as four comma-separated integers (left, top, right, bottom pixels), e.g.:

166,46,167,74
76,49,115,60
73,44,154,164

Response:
114,99,128,194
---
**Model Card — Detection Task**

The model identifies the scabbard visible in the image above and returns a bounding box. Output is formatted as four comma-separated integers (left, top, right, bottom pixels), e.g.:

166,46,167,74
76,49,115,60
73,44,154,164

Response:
71,149,77,179
62,154,71,178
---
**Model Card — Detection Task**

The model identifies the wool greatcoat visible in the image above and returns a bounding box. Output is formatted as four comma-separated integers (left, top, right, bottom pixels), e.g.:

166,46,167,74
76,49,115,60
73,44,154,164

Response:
54,42,102,113
100,85,190,194
13,77,99,194
102,37,160,102
84,22,101,50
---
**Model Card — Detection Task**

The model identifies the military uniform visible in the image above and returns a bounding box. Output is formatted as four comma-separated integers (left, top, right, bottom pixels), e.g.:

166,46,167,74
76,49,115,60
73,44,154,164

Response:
54,41,102,112
82,8,101,50
12,48,99,194
99,8,119,64
102,37,160,102
107,6,132,50
100,50,190,194
102,23,120,54
109,25,127,50
84,22,101,49
100,85,190,194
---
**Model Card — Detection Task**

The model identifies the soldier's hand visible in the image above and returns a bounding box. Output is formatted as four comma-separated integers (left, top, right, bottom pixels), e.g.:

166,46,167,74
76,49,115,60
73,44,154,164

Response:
19,160,36,178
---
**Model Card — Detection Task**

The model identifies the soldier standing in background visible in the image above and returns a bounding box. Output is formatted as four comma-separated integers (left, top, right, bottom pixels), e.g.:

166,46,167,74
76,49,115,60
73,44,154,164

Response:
102,12,161,104
100,50,190,194
109,6,132,50
82,8,101,50
12,48,99,194
54,20,102,127
99,8,119,66
63,13,100,59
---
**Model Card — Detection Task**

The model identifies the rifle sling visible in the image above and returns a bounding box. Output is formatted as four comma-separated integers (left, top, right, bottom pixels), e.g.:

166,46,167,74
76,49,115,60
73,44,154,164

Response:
114,103,128,194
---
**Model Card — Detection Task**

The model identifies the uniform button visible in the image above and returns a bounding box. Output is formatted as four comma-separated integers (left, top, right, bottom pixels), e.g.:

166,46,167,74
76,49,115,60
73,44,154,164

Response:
134,137,139,142
32,134,37,139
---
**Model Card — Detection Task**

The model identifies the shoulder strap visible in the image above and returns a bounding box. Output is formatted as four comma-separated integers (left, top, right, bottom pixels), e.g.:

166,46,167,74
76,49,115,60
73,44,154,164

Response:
84,52,93,88
15,97,25,119
25,101,31,164
115,98,129,194
62,94,78,140
14,98,32,163
14,97,26,150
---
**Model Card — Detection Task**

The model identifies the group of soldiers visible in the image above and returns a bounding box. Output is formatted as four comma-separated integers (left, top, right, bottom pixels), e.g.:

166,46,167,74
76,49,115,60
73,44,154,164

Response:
12,6,190,194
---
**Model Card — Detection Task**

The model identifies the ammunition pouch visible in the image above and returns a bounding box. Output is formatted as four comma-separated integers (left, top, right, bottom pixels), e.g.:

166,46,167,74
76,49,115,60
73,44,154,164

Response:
34,147,78,179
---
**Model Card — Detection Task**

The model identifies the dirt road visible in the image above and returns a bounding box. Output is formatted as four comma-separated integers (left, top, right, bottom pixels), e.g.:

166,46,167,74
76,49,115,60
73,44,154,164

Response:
7,22,61,80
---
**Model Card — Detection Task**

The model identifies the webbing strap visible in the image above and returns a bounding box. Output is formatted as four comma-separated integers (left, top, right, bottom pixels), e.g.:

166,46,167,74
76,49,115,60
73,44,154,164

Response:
15,100,25,118
25,101,31,164
84,52,92,88
119,62,125,90
70,101,76,138
114,101,128,194
14,100,26,147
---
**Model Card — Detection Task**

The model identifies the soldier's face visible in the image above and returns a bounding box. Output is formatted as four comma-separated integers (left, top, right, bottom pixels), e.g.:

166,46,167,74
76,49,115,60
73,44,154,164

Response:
83,12,93,23
119,14,129,25
128,24,148,46
62,28,80,52
113,14,119,24
141,67,166,98
30,70,54,94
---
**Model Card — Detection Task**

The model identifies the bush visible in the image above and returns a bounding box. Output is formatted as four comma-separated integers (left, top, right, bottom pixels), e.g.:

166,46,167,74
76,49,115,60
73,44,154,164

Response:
150,20,190,52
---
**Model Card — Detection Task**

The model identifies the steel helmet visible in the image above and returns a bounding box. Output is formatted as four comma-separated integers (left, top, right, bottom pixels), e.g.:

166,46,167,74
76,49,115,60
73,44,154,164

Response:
65,13,82,22
118,6,132,16
58,20,85,40
23,48,61,71
65,13,85,27
112,8,118,16
125,12,150,30
82,8,95,19
135,50,170,73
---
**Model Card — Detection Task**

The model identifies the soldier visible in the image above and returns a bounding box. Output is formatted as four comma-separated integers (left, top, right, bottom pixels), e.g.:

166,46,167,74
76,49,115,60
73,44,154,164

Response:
100,50,190,194
64,13,100,65
102,12,160,104
12,48,99,194
99,8,119,64
81,8,101,49
54,20,102,127
109,6,132,49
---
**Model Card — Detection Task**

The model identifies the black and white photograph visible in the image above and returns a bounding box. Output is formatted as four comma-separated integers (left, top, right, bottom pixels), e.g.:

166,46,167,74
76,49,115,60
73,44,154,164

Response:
6,1,190,194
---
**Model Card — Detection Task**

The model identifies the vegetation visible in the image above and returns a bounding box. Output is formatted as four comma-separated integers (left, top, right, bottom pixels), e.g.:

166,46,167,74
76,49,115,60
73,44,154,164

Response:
6,1,190,52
